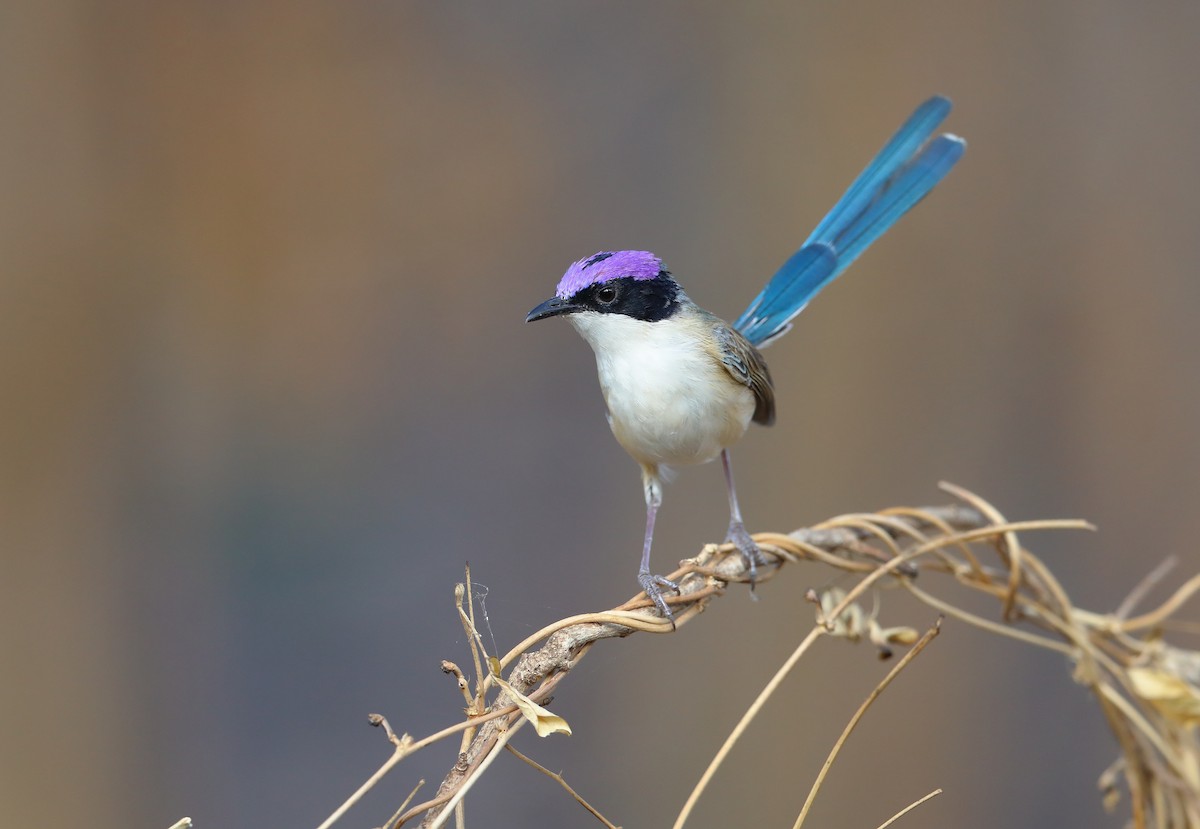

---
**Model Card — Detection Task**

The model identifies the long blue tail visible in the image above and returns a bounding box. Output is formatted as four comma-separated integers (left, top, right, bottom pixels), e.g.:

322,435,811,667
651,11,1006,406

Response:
734,96,966,348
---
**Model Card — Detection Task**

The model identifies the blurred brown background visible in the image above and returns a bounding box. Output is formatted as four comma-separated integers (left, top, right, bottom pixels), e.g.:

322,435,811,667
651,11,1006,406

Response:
3,2,1199,827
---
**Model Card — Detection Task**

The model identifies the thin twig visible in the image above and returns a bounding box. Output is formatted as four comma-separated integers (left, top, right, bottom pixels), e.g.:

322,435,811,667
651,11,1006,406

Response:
368,713,405,746
874,788,943,829
672,624,828,829
1118,573,1200,633
455,569,486,710
506,743,622,829
1116,557,1178,621
939,481,1023,620
792,619,942,829
902,581,1073,655
380,780,425,829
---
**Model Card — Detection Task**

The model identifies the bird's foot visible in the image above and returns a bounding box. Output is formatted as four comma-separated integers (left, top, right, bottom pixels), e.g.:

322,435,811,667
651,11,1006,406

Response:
638,570,681,621
727,521,768,595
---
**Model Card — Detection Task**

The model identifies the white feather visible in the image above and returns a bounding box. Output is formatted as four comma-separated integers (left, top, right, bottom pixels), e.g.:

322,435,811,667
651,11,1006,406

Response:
567,309,756,470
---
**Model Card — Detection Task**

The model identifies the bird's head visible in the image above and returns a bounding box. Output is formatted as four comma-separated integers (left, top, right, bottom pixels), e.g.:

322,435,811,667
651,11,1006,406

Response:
526,251,683,324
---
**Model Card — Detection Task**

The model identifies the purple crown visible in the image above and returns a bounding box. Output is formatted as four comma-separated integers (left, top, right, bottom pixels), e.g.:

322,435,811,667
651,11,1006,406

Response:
556,250,665,299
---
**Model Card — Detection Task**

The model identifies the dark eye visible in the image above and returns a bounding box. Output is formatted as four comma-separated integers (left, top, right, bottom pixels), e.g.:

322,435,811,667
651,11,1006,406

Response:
596,285,618,304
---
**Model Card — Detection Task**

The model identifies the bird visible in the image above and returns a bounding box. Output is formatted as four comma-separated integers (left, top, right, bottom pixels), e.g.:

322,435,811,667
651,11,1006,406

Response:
526,96,965,620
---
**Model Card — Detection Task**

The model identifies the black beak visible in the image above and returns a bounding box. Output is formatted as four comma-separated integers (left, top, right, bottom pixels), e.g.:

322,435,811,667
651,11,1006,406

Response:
526,296,582,322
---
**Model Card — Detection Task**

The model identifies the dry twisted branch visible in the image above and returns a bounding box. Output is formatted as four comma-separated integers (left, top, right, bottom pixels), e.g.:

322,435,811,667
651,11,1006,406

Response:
316,483,1200,829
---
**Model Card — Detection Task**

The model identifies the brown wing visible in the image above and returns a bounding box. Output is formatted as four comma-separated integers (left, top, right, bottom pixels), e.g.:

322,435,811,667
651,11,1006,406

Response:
715,322,775,426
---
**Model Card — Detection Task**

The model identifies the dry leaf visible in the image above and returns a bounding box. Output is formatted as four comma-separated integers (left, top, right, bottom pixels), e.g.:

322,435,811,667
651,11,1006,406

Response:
493,676,572,737
1129,667,1200,726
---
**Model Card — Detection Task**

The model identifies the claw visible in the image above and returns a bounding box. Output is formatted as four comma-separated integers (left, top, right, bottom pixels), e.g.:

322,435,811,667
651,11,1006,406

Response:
727,521,768,593
638,570,680,621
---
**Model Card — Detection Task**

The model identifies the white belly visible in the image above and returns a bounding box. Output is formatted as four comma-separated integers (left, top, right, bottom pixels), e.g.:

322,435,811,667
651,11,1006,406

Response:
569,312,755,468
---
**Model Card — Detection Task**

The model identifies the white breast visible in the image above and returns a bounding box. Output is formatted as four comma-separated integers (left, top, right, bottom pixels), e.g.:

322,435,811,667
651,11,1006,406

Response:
568,311,756,468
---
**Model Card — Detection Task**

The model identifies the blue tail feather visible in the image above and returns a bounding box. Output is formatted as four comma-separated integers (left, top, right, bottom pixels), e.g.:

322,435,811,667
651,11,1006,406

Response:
734,244,837,347
734,96,964,348
830,134,965,271
803,96,953,249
